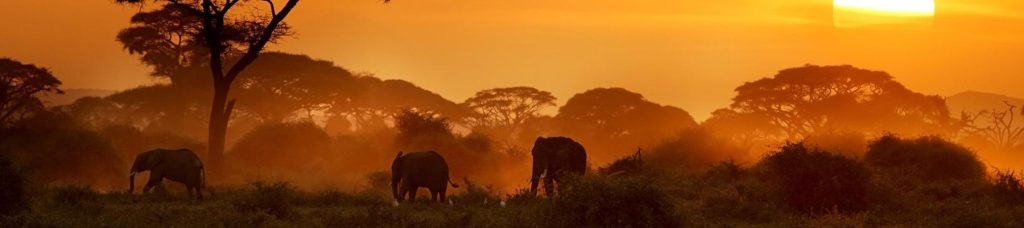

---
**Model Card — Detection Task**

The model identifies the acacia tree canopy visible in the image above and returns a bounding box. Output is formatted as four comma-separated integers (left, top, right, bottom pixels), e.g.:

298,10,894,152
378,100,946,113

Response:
728,65,951,139
463,86,556,132
0,58,62,126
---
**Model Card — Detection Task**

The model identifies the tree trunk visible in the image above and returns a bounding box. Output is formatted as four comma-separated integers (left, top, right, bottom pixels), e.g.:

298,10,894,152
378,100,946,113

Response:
207,82,235,173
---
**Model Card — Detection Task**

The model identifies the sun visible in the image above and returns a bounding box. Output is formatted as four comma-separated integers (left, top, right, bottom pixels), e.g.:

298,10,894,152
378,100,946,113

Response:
834,0,935,27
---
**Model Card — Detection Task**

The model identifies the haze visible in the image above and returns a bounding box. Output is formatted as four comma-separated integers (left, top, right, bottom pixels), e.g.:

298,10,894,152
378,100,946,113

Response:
2,0,1023,119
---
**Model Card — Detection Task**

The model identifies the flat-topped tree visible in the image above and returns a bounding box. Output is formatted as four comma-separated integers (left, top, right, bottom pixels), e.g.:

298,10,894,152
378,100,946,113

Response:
116,0,300,170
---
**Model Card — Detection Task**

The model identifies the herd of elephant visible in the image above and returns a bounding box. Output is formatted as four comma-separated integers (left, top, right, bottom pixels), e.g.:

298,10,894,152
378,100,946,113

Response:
127,136,588,203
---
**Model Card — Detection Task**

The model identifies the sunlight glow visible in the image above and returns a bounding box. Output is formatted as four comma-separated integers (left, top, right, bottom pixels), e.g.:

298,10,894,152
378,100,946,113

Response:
835,0,935,16
834,0,935,27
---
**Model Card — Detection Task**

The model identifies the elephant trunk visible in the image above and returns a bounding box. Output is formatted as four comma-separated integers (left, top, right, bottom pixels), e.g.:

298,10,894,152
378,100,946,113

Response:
128,172,137,193
391,174,400,201
530,158,545,196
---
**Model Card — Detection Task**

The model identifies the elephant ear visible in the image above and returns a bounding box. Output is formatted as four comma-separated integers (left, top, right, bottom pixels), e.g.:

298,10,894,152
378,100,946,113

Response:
145,150,166,169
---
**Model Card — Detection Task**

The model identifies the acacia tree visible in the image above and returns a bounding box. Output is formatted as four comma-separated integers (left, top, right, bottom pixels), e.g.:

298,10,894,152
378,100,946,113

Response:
728,65,951,139
962,102,1024,151
0,58,62,127
118,0,300,169
462,87,556,138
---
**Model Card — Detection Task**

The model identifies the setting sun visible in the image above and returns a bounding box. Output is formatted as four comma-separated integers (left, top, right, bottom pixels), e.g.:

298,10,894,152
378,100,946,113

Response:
835,0,935,15
834,0,935,27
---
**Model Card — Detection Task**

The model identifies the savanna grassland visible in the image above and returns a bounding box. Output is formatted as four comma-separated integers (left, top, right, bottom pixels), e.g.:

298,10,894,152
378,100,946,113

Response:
3,136,1024,227
5,1,1024,227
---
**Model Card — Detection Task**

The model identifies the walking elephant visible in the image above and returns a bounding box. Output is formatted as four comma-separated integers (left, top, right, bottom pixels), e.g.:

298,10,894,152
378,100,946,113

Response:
391,151,459,203
128,148,205,200
530,136,587,196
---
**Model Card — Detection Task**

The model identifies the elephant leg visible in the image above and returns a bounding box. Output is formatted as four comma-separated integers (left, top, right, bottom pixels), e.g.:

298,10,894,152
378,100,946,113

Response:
408,187,419,201
431,190,439,202
439,188,447,203
195,184,204,201
543,176,555,196
398,186,410,202
143,174,163,193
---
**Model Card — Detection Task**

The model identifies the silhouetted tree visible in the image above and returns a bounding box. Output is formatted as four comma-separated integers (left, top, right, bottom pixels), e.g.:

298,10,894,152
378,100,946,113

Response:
0,58,62,127
233,52,356,123
727,65,952,139
556,88,697,163
329,77,467,131
960,101,1024,151
118,0,300,169
463,86,556,140
117,3,205,83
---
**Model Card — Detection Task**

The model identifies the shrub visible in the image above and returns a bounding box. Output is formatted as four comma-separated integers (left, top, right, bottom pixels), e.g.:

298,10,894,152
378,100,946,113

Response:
48,185,98,207
233,182,298,220
0,153,28,215
550,176,679,227
758,142,871,214
230,121,332,171
992,170,1024,206
646,128,747,173
0,111,124,188
866,135,986,182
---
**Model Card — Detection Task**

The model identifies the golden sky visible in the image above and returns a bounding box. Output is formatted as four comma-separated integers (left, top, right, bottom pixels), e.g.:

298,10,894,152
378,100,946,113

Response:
1,0,1023,119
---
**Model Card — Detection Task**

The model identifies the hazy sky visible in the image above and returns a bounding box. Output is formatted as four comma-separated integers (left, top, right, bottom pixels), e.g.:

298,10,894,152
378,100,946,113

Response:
2,0,1023,120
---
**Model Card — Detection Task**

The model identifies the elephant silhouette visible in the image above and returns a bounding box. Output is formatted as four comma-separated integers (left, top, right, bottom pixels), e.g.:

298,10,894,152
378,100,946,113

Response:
530,136,587,196
128,148,206,200
391,151,459,203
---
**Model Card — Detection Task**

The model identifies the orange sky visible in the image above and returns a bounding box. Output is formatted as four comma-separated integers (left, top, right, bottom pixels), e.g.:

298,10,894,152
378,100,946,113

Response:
2,0,1023,120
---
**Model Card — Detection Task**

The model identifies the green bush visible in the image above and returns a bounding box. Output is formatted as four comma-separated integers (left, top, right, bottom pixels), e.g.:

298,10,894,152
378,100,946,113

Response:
550,176,679,227
758,142,871,214
866,135,986,182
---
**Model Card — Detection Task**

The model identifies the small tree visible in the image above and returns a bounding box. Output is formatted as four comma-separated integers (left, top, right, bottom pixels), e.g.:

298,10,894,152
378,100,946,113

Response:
961,101,1024,151
0,58,62,126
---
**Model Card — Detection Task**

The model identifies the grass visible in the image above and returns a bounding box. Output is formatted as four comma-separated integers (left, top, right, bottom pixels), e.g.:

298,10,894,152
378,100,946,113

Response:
4,137,1024,227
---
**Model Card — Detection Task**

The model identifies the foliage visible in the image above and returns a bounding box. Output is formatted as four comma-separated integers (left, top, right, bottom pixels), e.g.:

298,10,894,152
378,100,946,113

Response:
991,170,1024,206
462,87,556,135
0,111,124,188
0,58,62,126
232,182,299,220
229,121,332,176
646,128,748,172
866,134,986,182
727,64,952,139
0,152,28,216
550,175,680,227
757,142,872,214
556,87,698,163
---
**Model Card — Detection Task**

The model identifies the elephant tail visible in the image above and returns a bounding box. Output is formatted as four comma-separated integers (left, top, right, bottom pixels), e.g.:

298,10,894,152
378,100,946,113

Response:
449,178,460,188
200,165,207,190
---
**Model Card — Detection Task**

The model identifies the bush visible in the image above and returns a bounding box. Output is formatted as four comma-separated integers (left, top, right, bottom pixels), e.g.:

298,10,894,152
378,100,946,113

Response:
992,170,1024,206
48,185,98,207
646,128,747,173
231,121,332,171
232,182,298,220
0,111,125,188
866,135,986,182
0,153,28,215
758,142,871,214
550,176,679,227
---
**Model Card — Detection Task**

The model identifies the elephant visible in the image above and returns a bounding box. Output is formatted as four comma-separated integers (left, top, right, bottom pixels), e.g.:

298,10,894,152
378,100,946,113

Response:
391,151,459,203
530,136,587,196
128,148,205,200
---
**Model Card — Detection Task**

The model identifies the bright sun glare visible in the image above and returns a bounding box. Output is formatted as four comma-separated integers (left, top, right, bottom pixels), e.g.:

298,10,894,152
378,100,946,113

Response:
835,0,935,15
834,0,935,27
